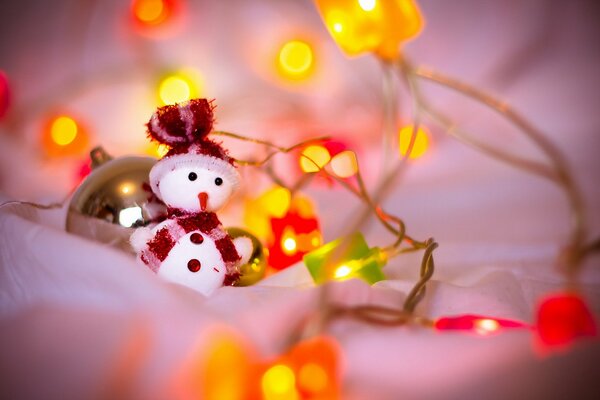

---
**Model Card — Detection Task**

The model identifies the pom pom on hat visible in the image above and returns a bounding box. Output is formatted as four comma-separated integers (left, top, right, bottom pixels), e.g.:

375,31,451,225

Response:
147,98,215,146
146,99,241,198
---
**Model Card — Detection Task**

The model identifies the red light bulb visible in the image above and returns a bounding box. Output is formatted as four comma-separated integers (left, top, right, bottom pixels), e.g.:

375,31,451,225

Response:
536,292,597,348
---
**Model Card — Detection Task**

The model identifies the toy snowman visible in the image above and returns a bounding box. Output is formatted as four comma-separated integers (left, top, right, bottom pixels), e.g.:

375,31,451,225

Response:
130,99,252,296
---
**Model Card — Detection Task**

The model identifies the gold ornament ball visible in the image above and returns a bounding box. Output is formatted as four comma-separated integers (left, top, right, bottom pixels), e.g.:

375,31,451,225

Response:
66,147,166,253
226,227,267,286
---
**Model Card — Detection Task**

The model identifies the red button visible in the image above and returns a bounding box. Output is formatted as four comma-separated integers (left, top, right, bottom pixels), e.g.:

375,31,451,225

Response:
190,233,204,244
187,259,201,272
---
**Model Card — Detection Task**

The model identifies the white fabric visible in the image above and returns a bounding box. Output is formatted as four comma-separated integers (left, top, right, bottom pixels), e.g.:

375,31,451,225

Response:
1,199,599,399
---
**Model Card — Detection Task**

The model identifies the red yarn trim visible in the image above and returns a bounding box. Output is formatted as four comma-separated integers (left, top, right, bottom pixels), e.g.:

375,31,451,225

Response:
223,271,241,286
147,227,175,262
188,98,215,137
163,139,232,163
177,212,221,233
215,237,241,263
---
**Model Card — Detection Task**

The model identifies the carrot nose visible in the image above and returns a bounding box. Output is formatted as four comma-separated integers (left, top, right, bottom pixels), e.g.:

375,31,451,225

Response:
198,192,208,211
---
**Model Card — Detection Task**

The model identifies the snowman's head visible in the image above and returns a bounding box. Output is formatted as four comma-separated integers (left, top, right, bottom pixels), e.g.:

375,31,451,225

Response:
146,99,241,212
152,154,239,212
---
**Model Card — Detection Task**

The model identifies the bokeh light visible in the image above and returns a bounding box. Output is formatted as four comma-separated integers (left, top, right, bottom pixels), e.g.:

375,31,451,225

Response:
399,124,430,159
50,116,78,146
261,364,299,400
314,0,423,59
42,114,89,157
331,150,358,178
145,142,170,158
277,40,315,81
157,69,202,105
300,145,330,172
0,70,10,119
131,0,177,27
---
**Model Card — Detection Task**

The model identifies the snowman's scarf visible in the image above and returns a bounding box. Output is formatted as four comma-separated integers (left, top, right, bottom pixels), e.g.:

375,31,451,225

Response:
140,209,241,282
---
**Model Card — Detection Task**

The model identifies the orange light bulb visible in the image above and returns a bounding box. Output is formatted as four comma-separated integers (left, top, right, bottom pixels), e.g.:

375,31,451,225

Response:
42,114,89,157
314,0,424,59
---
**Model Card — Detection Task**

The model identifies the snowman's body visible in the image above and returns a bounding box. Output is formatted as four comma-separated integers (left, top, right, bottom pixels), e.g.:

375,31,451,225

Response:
155,227,226,295
130,99,252,296
160,231,224,292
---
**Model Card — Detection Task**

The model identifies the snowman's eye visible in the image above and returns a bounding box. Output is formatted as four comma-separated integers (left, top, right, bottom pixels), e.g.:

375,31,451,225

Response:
188,172,197,181
214,177,223,186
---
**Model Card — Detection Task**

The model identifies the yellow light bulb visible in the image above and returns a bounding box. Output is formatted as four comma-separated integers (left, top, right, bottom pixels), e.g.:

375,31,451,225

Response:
157,69,202,105
159,76,190,104
300,145,331,173
399,125,430,159
261,187,292,218
277,40,315,80
50,116,78,146
331,150,358,178
262,364,299,400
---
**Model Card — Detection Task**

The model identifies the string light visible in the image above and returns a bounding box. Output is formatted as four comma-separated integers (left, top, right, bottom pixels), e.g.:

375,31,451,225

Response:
313,0,423,59
535,293,597,349
434,315,528,335
157,69,202,105
304,232,387,284
277,39,316,81
300,145,331,173
42,114,89,157
0,70,10,119
268,197,321,270
399,124,429,159
330,150,358,178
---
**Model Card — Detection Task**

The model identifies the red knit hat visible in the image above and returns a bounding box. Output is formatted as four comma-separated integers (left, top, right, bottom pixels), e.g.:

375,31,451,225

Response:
147,99,240,198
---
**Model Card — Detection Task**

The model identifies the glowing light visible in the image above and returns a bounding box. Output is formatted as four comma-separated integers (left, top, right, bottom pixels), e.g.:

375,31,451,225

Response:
399,125,429,159
434,315,529,334
268,203,321,270
314,0,424,59
536,293,597,349
132,0,177,27
146,143,170,158
304,232,387,285
333,264,352,279
50,116,78,146
298,362,328,394
157,70,202,105
277,40,315,80
261,364,298,400
331,150,358,178
119,182,135,195
119,206,143,228
0,70,10,119
283,237,297,255
159,77,190,104
262,187,292,217
474,318,500,335
300,145,331,173
358,0,377,12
